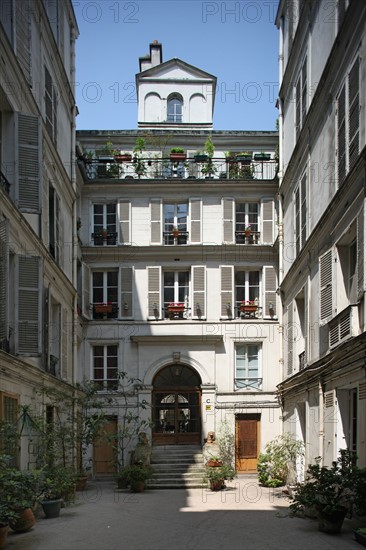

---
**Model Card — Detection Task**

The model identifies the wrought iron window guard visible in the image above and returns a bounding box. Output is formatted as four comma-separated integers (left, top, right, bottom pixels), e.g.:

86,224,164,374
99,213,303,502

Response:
235,231,260,244
91,231,118,245
235,378,262,390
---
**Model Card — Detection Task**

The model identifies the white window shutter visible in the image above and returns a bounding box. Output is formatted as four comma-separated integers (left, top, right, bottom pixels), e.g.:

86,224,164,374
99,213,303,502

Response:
286,303,294,376
150,199,162,244
337,83,346,186
16,0,31,85
147,266,161,319
82,263,91,319
357,206,365,301
222,198,234,243
263,266,277,317
261,198,274,244
220,265,234,318
61,308,68,380
16,255,42,354
192,266,206,319
319,249,333,320
189,198,202,244
120,267,133,319
0,220,9,346
118,201,131,244
16,113,41,212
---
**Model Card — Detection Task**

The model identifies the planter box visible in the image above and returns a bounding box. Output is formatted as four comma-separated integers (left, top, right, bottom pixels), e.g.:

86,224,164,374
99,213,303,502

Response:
194,154,208,163
235,154,252,164
254,153,271,161
115,154,132,163
354,530,366,547
240,304,258,313
94,304,113,314
170,153,186,162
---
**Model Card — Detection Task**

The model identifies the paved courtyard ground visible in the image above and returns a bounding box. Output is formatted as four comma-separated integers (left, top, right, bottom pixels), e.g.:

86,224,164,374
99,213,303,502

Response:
5,477,364,550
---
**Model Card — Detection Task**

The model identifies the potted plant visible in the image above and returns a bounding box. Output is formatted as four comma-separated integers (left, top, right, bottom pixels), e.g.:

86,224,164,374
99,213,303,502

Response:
170,147,186,162
122,464,153,492
354,527,366,547
133,137,147,178
40,467,75,518
201,135,217,178
193,150,208,163
290,449,362,534
5,468,41,533
244,225,251,237
206,456,223,467
172,226,180,237
203,463,235,491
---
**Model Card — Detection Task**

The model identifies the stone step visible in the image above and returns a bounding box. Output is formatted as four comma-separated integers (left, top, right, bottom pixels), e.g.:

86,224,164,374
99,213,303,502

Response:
151,464,204,471
149,445,205,489
151,471,204,479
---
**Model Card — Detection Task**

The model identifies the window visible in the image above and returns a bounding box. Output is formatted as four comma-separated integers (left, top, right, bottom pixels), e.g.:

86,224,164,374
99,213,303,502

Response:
337,57,360,185
163,271,189,318
93,345,118,390
295,56,307,140
92,271,118,319
0,220,9,351
0,392,19,466
235,203,259,243
294,172,307,255
163,203,188,245
49,185,61,262
45,66,57,143
235,344,262,390
235,271,260,317
92,204,117,245
167,95,183,123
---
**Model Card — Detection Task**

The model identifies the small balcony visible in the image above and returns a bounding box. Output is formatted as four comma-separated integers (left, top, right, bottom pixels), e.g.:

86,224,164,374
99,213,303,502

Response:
237,301,262,319
91,230,118,246
81,156,278,182
92,302,119,319
1,171,11,194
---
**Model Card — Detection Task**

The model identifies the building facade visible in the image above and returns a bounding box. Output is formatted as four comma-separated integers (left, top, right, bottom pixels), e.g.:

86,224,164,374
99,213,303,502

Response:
76,42,281,474
0,0,79,467
276,0,366,470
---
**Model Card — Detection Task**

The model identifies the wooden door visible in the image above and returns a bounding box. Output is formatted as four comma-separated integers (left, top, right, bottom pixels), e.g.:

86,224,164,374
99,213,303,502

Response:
236,415,260,472
152,390,201,445
93,417,117,475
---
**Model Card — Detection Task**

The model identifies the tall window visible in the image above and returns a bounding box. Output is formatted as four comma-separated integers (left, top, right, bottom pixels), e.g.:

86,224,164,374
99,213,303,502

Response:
45,66,57,143
164,203,188,245
167,95,183,123
295,56,307,140
164,271,189,318
235,344,261,390
337,57,359,185
92,204,117,245
235,271,260,306
92,271,118,319
294,172,307,255
93,345,118,390
49,185,61,262
235,203,259,243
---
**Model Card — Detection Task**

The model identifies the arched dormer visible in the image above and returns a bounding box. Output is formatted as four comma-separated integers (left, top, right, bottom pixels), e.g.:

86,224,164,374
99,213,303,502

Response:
167,93,183,123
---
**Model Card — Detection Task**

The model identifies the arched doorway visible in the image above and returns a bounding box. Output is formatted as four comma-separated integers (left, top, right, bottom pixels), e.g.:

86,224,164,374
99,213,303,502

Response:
152,365,201,445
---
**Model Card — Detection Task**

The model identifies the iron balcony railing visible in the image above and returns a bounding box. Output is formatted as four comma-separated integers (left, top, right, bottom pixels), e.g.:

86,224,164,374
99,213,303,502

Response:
81,156,278,182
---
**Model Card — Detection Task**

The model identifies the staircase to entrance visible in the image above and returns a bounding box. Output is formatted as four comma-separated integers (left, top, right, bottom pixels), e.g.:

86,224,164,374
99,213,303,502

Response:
148,445,205,489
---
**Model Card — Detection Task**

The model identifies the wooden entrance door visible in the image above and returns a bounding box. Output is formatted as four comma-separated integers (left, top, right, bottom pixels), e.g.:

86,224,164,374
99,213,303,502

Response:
93,417,117,475
236,414,260,472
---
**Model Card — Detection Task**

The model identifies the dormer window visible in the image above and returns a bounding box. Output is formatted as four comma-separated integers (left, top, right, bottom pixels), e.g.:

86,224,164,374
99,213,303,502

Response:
167,94,183,123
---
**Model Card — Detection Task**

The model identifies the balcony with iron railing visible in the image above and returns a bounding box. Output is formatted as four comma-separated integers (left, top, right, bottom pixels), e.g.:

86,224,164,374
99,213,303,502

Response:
80,155,278,182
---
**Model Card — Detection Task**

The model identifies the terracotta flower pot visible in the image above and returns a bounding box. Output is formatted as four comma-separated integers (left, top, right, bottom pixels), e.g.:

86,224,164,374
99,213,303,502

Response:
9,508,35,533
0,525,9,550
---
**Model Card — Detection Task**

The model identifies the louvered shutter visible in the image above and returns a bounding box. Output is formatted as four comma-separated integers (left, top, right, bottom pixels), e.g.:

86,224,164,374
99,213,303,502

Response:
150,199,162,244
118,201,131,244
42,286,50,370
147,266,161,319
82,263,91,318
192,266,206,319
61,307,68,379
189,198,201,244
357,207,365,301
263,266,277,317
348,57,360,171
320,250,333,320
261,198,274,243
222,198,234,243
337,84,346,186
17,255,41,354
17,113,41,212
16,0,31,85
220,265,234,318
323,390,336,466
0,220,9,345
120,267,133,319
287,303,293,376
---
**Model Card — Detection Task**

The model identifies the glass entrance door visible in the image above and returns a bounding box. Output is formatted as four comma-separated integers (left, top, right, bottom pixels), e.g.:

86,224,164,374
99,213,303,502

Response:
153,390,201,445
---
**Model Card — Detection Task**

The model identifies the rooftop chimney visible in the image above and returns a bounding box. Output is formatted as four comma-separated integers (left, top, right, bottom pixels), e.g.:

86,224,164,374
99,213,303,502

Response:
139,41,163,72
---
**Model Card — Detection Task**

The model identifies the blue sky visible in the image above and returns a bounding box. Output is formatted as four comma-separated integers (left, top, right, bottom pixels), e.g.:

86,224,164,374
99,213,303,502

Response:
73,1,280,131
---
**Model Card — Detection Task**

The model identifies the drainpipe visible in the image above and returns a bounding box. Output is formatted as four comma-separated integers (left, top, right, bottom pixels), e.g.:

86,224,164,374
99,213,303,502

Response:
318,380,324,466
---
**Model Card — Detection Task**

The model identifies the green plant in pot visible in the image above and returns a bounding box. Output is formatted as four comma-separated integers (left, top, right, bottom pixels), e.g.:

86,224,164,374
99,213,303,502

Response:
203,463,235,491
354,527,366,547
201,135,217,178
122,464,153,492
133,137,147,178
40,466,75,518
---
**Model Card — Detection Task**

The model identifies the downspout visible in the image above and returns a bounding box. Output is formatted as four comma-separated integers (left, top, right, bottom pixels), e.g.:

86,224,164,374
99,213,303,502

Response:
318,380,324,466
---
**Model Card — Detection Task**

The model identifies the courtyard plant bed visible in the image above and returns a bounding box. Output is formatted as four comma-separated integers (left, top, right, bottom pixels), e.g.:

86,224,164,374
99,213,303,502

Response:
354,528,366,547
